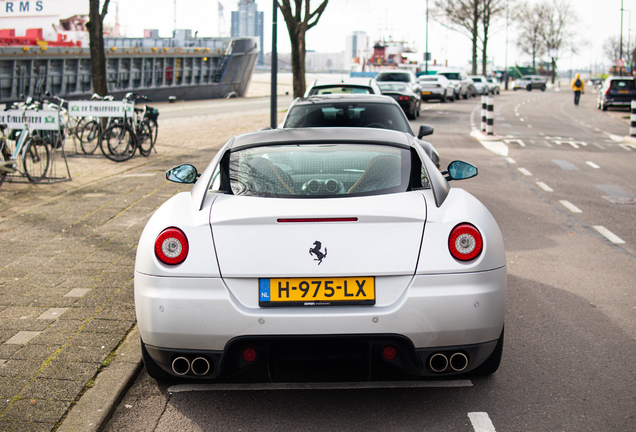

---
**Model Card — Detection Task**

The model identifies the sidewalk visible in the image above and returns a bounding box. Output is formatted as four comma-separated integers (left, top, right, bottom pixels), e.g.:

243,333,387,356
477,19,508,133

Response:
0,105,285,431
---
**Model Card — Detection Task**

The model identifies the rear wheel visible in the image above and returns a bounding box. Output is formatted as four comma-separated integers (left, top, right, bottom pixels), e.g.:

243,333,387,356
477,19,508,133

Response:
137,120,154,157
0,145,9,187
100,123,137,162
23,137,51,182
541,85,546,91
601,100,608,111
471,326,504,376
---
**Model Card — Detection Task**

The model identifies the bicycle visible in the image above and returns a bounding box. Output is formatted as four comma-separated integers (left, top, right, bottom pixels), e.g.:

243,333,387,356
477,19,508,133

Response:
99,93,158,162
77,94,115,155
0,97,52,183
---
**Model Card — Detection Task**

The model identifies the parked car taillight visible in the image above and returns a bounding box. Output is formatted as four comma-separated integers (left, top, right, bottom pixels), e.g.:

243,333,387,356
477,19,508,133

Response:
399,96,410,101
155,227,189,265
605,88,610,95
448,223,483,261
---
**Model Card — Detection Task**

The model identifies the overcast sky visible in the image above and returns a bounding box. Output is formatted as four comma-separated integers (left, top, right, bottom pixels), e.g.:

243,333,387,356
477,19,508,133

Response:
107,0,632,72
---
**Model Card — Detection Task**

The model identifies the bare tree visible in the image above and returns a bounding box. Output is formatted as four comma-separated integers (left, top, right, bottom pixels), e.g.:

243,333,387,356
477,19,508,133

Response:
479,0,506,76
603,36,625,67
87,0,110,96
515,2,546,74
434,0,481,74
538,0,577,84
277,0,329,98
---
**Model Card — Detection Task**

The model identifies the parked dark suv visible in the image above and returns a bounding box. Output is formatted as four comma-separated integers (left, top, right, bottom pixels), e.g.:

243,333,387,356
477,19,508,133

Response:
597,76,636,111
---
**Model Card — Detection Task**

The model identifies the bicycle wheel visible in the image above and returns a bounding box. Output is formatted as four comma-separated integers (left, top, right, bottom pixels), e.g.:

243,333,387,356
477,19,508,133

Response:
137,120,153,157
148,118,158,146
80,120,101,154
22,137,51,182
99,123,137,162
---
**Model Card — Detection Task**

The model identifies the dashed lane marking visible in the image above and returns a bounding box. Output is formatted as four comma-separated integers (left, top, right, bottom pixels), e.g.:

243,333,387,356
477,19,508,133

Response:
586,161,600,169
468,412,497,432
518,168,532,176
168,380,474,392
504,139,526,147
619,143,635,151
593,226,626,244
560,200,582,213
536,181,553,192
591,142,605,149
506,157,516,164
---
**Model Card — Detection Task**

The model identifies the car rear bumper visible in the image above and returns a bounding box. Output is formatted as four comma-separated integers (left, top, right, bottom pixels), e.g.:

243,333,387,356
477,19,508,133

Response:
142,333,500,380
604,98,634,106
135,266,506,351
420,89,445,98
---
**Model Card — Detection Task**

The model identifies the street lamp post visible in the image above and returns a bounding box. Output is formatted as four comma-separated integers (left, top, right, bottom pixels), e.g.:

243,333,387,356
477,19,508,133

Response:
425,0,429,75
271,0,278,129
620,0,624,76
504,0,509,89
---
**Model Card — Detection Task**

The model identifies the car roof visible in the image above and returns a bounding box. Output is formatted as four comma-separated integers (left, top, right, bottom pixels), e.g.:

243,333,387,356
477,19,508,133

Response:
608,76,634,80
310,77,374,86
291,94,401,105
229,127,413,151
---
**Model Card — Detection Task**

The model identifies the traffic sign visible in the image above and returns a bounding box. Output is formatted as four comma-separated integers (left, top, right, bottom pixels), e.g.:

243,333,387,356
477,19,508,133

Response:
617,58,625,67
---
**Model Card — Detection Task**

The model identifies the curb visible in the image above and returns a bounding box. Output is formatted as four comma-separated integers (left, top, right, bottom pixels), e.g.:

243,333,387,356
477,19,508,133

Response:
57,325,142,432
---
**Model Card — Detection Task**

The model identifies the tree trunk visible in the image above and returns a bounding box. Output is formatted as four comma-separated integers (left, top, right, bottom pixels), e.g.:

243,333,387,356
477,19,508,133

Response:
289,28,307,97
471,2,479,75
481,25,489,76
87,0,109,96
551,57,556,84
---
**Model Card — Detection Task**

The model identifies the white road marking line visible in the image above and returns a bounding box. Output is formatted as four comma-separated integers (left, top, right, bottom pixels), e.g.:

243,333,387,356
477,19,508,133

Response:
168,380,474,392
609,134,623,142
586,161,600,169
518,168,532,176
520,118,525,122
504,139,526,147
594,226,626,244
527,125,533,128
544,141,552,147
619,143,635,151
559,200,582,213
506,157,516,164
468,412,496,432
536,181,553,192
592,142,605,149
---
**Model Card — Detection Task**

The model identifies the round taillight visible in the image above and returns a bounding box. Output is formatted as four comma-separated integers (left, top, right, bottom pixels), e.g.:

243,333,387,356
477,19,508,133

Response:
242,347,257,362
448,223,483,261
155,227,189,265
382,346,397,361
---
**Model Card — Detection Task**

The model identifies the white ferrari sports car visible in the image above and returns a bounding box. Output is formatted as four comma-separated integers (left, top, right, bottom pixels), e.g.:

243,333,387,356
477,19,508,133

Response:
135,127,506,381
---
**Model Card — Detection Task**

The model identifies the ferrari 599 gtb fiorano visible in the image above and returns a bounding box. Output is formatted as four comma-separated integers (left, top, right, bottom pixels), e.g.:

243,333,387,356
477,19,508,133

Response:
135,127,506,382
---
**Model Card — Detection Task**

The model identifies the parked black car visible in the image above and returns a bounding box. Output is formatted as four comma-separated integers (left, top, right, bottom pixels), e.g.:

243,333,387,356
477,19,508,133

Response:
378,82,421,119
281,95,440,168
597,76,636,111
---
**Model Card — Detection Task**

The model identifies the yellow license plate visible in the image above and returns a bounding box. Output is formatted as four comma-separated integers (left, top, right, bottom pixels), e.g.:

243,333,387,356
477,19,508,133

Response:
619,90,629,93
259,277,375,306
422,91,431,95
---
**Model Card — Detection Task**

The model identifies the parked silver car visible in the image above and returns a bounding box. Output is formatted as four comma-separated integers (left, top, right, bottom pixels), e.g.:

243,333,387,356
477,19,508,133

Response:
469,76,491,95
417,75,455,102
487,78,501,95
437,70,473,99
513,75,547,91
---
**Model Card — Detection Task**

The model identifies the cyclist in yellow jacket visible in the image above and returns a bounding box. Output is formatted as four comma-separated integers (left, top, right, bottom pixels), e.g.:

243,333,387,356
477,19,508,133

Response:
571,73,584,106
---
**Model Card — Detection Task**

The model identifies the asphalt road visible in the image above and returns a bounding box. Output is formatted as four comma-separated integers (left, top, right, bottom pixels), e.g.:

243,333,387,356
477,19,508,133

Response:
104,89,636,431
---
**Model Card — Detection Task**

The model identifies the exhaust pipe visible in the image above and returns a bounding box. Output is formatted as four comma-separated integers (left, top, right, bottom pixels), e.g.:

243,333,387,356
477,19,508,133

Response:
172,356,190,375
429,353,448,373
191,357,211,376
449,352,468,372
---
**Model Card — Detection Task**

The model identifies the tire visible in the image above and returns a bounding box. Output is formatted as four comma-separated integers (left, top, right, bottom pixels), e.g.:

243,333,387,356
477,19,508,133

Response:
141,340,171,381
415,101,421,118
137,120,154,157
441,94,447,103
513,88,517,92
462,91,468,100
100,123,137,162
541,85,546,92
527,85,532,91
472,326,504,376
148,118,158,147
448,92,455,102
601,100,608,111
497,88,500,95
80,120,101,155
407,108,416,120
23,138,51,182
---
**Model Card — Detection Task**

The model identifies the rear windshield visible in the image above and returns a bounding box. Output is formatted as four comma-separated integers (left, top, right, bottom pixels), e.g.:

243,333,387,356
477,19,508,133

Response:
376,73,411,83
229,144,410,198
471,77,484,82
283,102,411,133
610,80,635,90
378,83,408,92
309,86,372,95
438,72,460,80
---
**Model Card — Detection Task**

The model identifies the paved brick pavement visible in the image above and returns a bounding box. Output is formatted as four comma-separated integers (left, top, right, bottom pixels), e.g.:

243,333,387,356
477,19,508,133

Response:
0,103,285,431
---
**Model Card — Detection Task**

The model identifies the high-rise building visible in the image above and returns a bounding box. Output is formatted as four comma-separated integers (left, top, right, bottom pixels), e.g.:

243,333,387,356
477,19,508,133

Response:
231,0,264,64
344,31,369,66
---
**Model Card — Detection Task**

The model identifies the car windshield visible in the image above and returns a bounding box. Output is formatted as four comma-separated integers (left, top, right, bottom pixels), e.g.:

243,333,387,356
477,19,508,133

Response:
309,86,372,95
471,77,484,82
610,80,635,90
376,73,411,83
438,72,460,80
283,102,411,133
229,144,410,198
379,83,408,92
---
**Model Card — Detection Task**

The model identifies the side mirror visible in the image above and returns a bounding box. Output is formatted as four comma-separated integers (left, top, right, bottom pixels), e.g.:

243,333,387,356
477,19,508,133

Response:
443,160,478,181
166,164,199,184
418,125,434,139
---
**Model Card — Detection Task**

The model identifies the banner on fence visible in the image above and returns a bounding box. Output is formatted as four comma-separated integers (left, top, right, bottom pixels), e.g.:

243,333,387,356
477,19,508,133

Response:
67,101,134,117
0,109,60,130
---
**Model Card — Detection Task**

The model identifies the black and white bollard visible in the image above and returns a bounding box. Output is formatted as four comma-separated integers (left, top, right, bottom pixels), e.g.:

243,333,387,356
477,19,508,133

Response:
481,96,487,132
486,96,494,135
631,100,636,137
